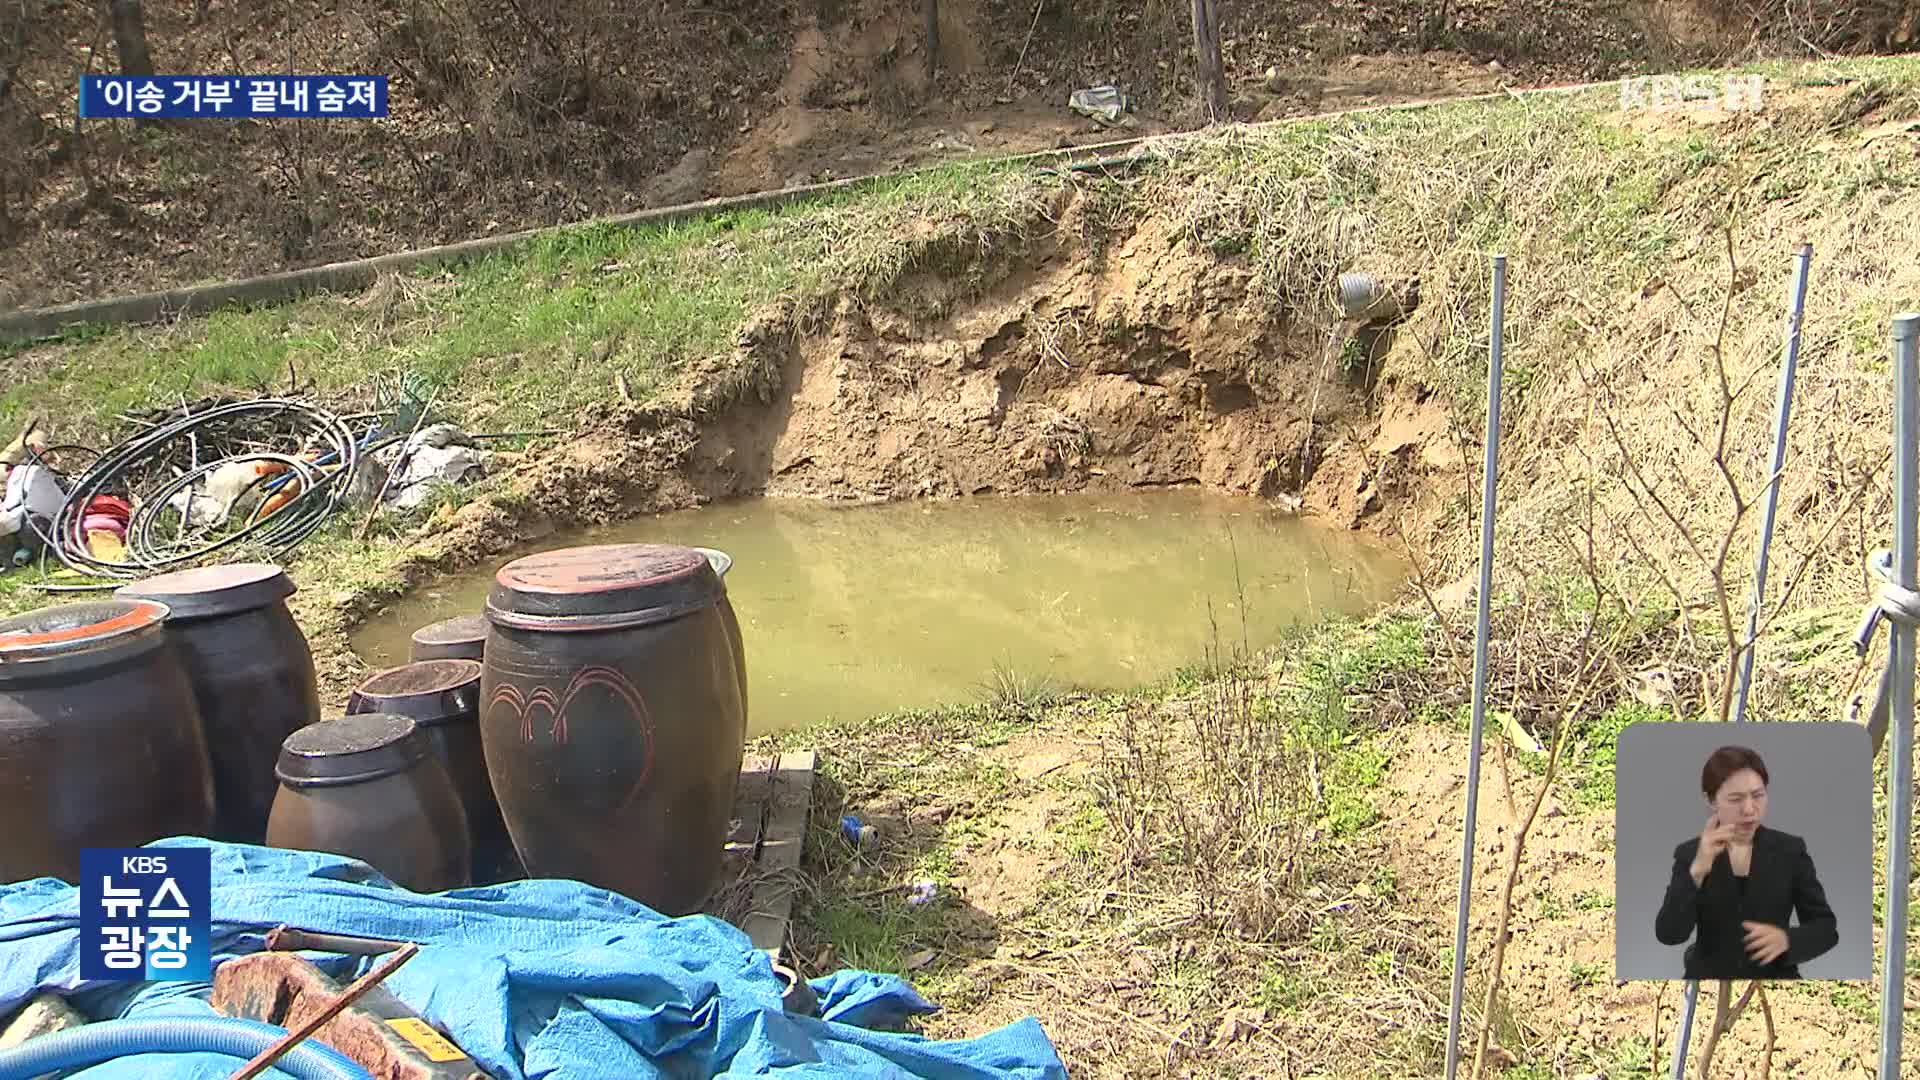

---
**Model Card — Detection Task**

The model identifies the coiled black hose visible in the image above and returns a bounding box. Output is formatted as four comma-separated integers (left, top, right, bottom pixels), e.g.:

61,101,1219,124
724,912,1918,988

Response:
50,400,362,578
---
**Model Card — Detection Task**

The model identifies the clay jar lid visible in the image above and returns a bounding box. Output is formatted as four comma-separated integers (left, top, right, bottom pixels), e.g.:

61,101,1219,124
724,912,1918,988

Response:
486,543,721,633
0,599,171,676
276,713,427,788
346,659,481,727
409,615,489,662
692,547,733,581
117,563,295,620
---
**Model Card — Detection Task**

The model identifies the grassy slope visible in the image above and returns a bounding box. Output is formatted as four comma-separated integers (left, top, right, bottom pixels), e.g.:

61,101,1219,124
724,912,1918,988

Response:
758,614,1442,1074
2,161,1061,438
0,161,1061,620
735,56,1920,1075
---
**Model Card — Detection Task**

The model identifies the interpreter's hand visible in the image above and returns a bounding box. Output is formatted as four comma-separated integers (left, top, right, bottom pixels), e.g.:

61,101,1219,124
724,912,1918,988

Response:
1742,921,1790,966
1690,814,1737,884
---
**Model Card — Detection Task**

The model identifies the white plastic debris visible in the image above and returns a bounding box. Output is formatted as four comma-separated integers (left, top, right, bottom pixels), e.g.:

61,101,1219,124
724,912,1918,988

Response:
377,425,491,510
1069,85,1129,126
0,465,63,536
412,422,472,451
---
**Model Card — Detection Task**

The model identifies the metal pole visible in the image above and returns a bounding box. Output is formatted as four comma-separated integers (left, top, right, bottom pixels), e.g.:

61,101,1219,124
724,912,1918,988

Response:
1668,982,1699,1080
1732,242,1812,725
1445,253,1506,1080
1878,312,1919,1074
1668,242,1813,1080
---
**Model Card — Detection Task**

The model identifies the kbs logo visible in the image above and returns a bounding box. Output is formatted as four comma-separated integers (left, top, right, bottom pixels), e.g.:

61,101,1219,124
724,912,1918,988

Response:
79,848,212,981
1619,74,1766,114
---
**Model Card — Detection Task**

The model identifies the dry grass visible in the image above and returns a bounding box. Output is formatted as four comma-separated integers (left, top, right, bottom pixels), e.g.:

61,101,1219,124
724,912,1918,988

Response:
736,61,1920,1080
1109,57,1920,725
1086,639,1454,1074
757,599,1452,1076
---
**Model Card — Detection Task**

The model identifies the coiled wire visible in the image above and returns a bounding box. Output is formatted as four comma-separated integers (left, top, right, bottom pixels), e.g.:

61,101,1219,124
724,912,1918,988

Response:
47,400,362,578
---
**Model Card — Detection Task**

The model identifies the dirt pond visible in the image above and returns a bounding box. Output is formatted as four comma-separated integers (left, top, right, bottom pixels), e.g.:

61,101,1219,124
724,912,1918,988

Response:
352,488,1409,734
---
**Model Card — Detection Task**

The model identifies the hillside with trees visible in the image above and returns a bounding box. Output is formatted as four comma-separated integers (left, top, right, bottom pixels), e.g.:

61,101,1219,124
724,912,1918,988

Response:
1,0,1915,311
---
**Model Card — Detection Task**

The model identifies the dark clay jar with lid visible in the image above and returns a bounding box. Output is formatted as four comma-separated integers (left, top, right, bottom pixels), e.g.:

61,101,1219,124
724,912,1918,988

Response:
0,599,215,883
266,712,471,893
409,615,488,663
347,659,522,884
480,543,745,916
117,563,321,844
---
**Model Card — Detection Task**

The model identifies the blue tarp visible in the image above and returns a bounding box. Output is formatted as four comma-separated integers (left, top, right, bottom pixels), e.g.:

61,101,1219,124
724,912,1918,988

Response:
0,839,1067,1079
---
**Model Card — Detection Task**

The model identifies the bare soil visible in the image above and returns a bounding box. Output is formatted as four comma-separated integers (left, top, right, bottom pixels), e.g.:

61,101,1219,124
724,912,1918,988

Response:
695,198,1382,508
1382,725,1900,1078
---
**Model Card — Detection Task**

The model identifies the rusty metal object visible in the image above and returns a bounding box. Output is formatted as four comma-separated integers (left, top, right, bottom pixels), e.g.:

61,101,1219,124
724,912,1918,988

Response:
118,564,321,844
263,926,411,957
481,544,745,915
409,616,488,663
0,599,215,882
227,943,418,1080
346,660,522,885
265,713,471,893
212,950,493,1080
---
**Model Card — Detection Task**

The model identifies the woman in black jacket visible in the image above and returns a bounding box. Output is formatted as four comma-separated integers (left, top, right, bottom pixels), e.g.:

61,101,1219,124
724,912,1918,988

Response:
1653,745,1839,980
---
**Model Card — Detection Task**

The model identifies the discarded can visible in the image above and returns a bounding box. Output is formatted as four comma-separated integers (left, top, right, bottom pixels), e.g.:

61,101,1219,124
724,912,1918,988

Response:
693,547,748,735
907,880,939,906
839,815,875,847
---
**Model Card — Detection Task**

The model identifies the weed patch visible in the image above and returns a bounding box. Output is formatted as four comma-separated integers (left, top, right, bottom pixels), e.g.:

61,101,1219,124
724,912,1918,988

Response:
1574,699,1670,809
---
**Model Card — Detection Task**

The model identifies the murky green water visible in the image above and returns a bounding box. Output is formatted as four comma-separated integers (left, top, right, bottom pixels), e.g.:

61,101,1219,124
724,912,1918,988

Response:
350,490,1408,734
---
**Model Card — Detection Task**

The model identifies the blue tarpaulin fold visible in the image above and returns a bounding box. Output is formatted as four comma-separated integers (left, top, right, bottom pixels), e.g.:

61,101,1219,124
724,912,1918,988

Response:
0,839,1067,1079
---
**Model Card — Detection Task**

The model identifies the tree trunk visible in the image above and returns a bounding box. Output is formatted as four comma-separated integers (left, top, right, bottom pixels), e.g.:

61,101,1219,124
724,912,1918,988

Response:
1190,0,1227,123
1419,0,1451,51
106,0,153,77
0,0,28,108
924,0,939,74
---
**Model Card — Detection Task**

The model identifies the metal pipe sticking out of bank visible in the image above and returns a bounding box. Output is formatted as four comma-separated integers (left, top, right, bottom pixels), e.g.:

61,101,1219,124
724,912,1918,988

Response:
1444,252,1506,1080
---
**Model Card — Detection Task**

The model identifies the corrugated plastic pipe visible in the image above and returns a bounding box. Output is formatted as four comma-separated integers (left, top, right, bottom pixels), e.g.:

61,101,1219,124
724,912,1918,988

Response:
0,1016,373,1080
